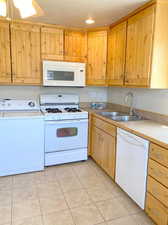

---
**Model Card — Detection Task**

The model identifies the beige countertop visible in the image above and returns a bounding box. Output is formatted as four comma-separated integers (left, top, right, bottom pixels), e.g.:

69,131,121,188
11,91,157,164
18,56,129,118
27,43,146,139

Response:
83,107,168,149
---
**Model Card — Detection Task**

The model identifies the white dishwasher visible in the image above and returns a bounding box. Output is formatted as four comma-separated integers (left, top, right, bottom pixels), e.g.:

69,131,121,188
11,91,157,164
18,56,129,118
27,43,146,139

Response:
115,128,149,209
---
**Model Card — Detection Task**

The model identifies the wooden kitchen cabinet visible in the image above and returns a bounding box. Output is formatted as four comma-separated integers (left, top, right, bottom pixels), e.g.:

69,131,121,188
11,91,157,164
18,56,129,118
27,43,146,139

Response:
91,115,116,179
11,22,41,85
91,126,103,165
87,30,107,86
125,6,155,87
0,20,12,84
146,193,168,225
145,142,168,225
64,30,87,62
107,22,127,86
41,26,64,60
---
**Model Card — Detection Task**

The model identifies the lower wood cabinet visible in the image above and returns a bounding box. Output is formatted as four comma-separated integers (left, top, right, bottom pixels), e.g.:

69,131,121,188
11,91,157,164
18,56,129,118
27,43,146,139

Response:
145,142,168,225
145,193,168,225
91,116,116,179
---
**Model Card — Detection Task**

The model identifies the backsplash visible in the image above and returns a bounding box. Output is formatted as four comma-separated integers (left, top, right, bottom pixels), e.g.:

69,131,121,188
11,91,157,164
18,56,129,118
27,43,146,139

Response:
108,87,168,115
0,86,108,102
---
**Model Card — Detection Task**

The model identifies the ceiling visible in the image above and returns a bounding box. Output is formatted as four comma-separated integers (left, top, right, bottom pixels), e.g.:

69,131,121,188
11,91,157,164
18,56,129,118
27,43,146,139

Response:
14,0,150,28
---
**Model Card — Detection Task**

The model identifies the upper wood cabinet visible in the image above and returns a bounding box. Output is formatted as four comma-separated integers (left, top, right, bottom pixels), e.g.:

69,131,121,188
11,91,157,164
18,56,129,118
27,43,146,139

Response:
0,21,11,84
107,22,127,86
41,26,64,60
125,6,155,87
64,30,87,62
87,30,107,86
11,23,41,85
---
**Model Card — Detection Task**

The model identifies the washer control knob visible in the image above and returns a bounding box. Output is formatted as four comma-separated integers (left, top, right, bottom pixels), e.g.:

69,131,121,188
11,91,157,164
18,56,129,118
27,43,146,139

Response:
28,101,35,107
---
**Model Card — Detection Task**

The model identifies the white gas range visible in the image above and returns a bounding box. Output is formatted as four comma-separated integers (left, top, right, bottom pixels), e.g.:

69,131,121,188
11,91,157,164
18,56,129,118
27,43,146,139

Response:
40,94,88,166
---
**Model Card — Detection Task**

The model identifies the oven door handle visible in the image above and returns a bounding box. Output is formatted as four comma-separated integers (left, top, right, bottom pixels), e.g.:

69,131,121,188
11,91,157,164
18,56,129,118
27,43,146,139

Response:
46,119,88,125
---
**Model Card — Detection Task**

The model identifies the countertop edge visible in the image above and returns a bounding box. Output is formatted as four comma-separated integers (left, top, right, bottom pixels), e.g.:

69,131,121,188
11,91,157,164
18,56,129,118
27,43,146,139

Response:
90,111,168,150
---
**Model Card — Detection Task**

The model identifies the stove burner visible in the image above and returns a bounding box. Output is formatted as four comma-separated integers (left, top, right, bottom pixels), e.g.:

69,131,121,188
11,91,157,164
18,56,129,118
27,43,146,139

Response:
64,107,82,113
46,108,62,113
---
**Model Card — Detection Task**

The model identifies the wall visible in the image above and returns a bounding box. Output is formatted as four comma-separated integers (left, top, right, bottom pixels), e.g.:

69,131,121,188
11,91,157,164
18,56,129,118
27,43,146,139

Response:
108,87,168,115
0,86,108,102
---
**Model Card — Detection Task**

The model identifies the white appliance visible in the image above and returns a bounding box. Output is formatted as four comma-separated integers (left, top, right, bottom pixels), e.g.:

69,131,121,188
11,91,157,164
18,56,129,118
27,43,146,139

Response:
43,61,86,87
40,94,88,166
0,99,44,176
115,128,149,209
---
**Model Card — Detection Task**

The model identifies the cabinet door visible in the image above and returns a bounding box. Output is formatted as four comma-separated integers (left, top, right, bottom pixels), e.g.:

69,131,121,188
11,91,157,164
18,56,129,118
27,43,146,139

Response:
11,23,41,85
87,30,107,86
64,30,87,62
91,126,102,165
107,22,127,86
102,134,116,179
0,21,11,84
41,26,64,60
125,6,155,87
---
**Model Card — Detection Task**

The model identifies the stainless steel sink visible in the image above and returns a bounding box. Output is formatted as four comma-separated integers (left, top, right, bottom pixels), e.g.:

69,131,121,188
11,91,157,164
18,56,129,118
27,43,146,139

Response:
98,111,145,122
110,115,143,122
98,111,127,117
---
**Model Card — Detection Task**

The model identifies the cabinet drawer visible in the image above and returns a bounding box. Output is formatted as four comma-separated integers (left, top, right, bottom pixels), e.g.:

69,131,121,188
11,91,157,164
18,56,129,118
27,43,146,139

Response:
150,143,168,167
92,116,116,136
145,193,168,225
148,159,168,188
147,176,168,207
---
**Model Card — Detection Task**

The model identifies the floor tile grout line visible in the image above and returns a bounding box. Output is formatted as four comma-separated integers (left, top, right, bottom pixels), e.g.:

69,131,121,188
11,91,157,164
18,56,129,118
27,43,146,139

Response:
55,176,77,225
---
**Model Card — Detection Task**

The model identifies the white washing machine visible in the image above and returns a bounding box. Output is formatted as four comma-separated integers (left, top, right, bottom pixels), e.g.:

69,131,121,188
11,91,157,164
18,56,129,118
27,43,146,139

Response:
0,99,44,176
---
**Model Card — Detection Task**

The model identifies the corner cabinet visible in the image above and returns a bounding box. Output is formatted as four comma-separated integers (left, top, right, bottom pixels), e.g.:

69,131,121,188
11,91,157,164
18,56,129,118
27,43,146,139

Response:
64,30,87,62
91,115,116,179
0,21,12,84
107,22,127,86
125,6,155,87
11,23,41,85
41,26,64,61
108,0,168,88
87,30,107,86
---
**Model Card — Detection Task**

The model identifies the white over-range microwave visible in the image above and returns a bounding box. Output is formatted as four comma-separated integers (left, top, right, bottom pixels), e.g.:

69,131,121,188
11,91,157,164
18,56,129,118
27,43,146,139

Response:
43,61,86,87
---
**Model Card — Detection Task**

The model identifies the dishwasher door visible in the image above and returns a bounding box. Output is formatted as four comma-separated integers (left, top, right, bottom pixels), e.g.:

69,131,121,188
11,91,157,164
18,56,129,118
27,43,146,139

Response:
115,128,149,209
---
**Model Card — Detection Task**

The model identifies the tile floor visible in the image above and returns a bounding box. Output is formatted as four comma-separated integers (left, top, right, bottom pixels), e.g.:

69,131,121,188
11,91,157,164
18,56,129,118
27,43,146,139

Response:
0,159,155,225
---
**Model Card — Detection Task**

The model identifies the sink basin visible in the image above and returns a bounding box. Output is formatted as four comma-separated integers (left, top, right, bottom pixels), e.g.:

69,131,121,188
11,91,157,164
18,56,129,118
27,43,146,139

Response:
98,111,127,117
110,115,143,122
98,111,146,122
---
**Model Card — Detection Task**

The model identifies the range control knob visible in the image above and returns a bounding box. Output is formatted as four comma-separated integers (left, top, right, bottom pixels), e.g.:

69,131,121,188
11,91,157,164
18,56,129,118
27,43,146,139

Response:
28,101,35,107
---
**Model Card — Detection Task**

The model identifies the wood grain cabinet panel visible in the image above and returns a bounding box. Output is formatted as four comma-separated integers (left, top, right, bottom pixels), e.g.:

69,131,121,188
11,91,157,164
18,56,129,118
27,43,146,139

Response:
147,176,168,208
92,116,116,136
125,6,155,87
107,22,127,86
150,143,168,168
41,26,64,60
148,159,168,188
91,116,116,180
11,23,41,85
91,126,103,165
0,21,11,84
64,30,87,62
87,30,107,86
145,193,168,225
101,134,116,179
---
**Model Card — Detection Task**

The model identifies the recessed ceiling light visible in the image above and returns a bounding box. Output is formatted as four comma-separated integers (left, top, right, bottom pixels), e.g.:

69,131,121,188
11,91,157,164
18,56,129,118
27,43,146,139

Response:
85,18,95,24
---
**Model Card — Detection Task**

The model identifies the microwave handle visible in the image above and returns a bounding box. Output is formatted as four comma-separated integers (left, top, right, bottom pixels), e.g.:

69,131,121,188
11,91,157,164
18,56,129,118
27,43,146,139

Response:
46,119,88,125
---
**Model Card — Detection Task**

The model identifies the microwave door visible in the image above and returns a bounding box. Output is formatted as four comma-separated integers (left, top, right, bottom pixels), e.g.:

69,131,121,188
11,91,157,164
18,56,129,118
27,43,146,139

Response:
43,64,85,87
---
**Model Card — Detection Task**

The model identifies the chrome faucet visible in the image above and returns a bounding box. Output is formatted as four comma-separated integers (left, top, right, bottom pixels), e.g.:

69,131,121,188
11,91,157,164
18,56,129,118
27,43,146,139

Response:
124,92,134,116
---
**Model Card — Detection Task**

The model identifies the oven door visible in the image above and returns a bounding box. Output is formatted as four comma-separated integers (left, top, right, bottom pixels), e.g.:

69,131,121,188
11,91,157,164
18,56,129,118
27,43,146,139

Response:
43,63,85,87
45,119,88,153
